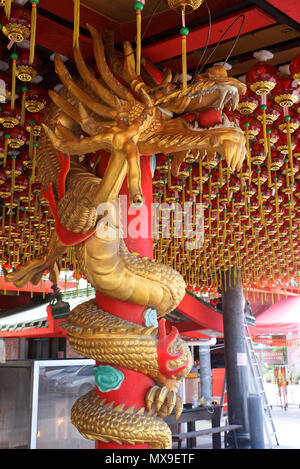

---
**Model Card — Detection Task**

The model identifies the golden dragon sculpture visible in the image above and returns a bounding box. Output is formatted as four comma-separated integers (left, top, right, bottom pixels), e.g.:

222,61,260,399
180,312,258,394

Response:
5,25,246,448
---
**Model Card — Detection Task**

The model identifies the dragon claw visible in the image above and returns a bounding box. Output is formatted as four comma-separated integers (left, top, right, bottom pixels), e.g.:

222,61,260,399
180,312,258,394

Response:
145,385,184,419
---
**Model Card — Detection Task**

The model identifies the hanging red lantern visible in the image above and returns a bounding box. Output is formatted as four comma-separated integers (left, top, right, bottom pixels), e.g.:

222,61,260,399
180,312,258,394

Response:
277,109,300,133
237,89,259,115
0,180,11,198
246,62,278,95
169,174,184,192
155,154,169,174
1,4,31,43
257,127,279,146
294,142,300,160
250,144,265,165
24,85,48,112
271,76,299,108
281,157,299,178
240,115,261,137
177,161,190,178
269,150,283,171
254,101,281,125
4,155,23,177
0,102,21,127
0,169,7,185
6,125,28,150
277,133,296,154
290,53,300,81
15,48,41,82
25,111,43,137
165,187,177,203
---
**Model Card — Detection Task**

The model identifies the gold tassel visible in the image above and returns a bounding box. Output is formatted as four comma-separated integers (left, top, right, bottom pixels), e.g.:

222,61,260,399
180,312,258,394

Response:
31,140,37,182
21,86,28,126
134,1,143,76
180,9,188,92
1,204,6,235
163,178,167,202
73,0,80,48
5,0,12,18
168,158,171,187
10,52,18,110
244,125,251,185
261,107,268,160
182,183,185,204
274,176,280,245
29,1,39,65
286,118,294,186
267,130,272,188
11,155,16,193
29,123,34,158
28,175,32,210
189,167,192,194
3,134,9,168
199,155,203,197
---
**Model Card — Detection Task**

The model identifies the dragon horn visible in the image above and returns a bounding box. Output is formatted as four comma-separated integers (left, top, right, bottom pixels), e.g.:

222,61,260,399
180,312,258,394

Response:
48,90,81,124
73,45,120,110
87,23,137,104
54,53,117,120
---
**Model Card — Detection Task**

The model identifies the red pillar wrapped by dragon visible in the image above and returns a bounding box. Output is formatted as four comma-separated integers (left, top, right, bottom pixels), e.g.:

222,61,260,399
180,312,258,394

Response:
4,22,247,449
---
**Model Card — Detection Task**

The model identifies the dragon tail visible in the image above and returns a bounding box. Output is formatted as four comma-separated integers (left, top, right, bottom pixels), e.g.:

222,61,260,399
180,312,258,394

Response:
4,232,67,288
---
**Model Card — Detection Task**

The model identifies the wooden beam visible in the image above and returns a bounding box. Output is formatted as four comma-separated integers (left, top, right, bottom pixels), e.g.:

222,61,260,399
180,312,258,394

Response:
141,7,276,64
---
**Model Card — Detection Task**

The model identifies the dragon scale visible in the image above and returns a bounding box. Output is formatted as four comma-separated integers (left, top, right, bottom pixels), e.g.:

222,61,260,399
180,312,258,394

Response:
5,25,246,448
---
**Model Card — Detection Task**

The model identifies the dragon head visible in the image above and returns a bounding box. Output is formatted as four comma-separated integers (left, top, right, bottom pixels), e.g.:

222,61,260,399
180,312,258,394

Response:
138,63,247,177
43,26,246,206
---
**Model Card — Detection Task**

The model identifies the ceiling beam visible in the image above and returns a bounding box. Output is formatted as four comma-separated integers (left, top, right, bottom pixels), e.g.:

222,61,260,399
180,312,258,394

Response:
141,7,276,64
253,0,300,30
177,293,224,334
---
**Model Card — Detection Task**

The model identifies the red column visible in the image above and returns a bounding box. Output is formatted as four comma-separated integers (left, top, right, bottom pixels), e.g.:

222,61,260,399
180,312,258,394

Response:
95,155,154,449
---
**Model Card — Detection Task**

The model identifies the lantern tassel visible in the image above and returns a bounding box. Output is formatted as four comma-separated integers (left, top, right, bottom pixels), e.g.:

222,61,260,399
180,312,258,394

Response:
31,140,37,182
245,128,251,185
3,135,9,168
20,87,27,126
180,8,188,92
73,0,80,48
10,53,17,111
5,0,12,18
286,119,294,186
1,205,6,235
29,1,38,65
135,2,143,76
11,155,16,194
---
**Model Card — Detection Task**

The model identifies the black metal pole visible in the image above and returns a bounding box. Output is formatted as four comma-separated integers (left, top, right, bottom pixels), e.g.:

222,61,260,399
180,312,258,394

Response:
199,345,212,403
247,394,265,449
222,268,251,449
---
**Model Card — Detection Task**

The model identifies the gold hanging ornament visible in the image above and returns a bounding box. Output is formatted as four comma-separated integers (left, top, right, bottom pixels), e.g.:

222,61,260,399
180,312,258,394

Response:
73,0,80,48
10,52,18,110
134,1,144,75
29,0,39,65
166,0,203,91
4,0,12,18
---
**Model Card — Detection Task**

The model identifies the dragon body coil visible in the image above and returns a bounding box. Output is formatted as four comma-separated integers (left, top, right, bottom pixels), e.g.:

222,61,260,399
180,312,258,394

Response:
5,25,246,448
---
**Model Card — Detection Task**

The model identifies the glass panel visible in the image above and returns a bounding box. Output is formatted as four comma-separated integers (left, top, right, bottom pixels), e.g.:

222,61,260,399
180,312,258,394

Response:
36,362,95,449
0,366,32,448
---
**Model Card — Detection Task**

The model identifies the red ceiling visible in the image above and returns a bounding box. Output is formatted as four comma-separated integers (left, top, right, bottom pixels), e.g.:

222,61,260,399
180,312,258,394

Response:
35,0,297,66
265,0,300,24
142,7,276,65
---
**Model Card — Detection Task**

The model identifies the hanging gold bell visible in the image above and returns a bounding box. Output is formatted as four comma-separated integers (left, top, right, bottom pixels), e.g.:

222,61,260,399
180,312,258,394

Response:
166,0,203,13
